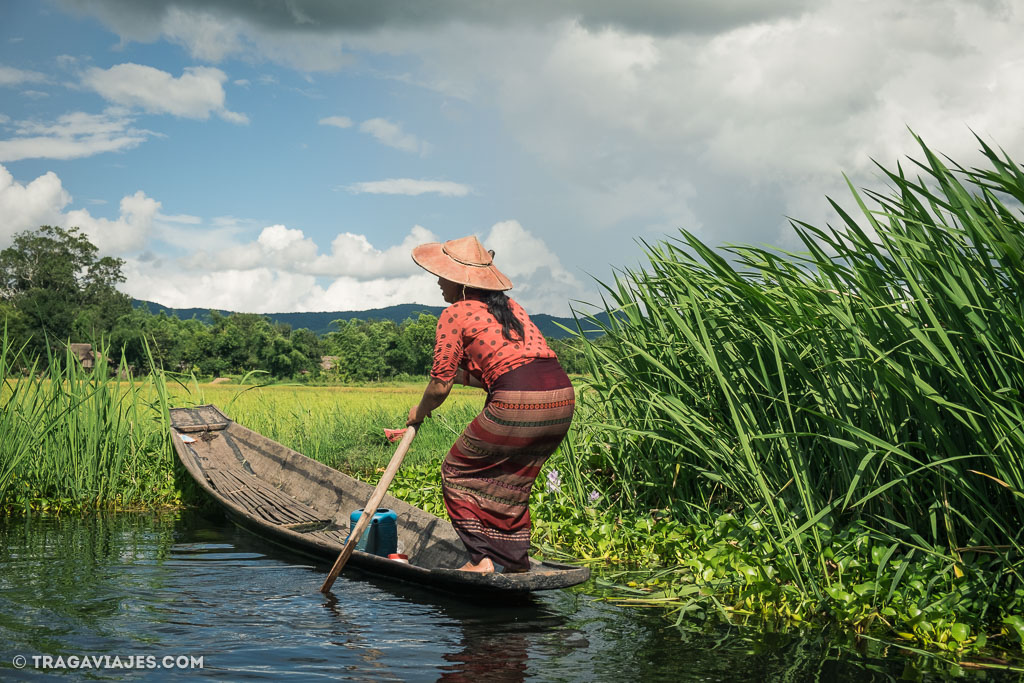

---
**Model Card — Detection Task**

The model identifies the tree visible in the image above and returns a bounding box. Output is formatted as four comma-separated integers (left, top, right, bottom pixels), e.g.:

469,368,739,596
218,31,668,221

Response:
289,328,323,375
548,335,592,375
0,226,131,357
392,313,437,375
324,318,400,381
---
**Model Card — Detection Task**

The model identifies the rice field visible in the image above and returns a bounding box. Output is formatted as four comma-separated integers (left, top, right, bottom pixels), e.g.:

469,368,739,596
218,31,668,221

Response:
165,378,485,473
0,345,483,512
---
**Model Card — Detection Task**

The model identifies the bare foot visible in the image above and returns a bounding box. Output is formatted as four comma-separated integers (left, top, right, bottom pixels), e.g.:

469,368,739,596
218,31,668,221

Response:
457,557,495,573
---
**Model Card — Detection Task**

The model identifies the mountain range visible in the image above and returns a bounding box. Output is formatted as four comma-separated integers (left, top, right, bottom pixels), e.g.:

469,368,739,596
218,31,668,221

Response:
131,300,606,339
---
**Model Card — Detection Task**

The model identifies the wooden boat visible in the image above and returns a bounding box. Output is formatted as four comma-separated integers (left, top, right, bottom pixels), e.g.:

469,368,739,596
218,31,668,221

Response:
169,405,590,595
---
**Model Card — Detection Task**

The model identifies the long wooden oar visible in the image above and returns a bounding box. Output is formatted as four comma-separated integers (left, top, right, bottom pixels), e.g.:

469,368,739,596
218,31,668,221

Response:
320,424,417,593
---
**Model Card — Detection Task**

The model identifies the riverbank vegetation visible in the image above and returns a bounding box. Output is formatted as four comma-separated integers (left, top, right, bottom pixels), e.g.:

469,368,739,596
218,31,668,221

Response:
553,135,1024,662
0,348,484,512
3,136,1024,669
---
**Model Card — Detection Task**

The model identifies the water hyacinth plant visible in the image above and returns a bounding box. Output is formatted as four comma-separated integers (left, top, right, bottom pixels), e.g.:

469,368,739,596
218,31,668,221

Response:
572,135,1024,639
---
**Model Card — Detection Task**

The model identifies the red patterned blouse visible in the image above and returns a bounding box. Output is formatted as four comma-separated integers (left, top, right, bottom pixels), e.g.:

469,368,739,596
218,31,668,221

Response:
430,298,557,388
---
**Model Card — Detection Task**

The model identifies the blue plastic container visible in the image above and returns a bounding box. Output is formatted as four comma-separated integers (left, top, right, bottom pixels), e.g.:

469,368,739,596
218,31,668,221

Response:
347,508,398,556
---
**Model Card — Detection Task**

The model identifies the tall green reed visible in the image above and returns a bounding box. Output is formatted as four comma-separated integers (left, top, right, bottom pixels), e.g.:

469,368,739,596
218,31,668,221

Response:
0,336,176,511
576,135,1024,593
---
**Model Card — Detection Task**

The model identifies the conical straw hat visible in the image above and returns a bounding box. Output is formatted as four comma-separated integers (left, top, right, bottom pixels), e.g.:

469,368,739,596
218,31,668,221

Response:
411,236,512,291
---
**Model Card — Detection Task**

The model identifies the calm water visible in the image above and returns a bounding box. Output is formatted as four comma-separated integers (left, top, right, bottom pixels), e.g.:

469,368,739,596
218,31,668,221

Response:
0,512,1016,681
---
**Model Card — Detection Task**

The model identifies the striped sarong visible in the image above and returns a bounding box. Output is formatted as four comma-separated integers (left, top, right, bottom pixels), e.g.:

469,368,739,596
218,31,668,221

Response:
442,358,575,571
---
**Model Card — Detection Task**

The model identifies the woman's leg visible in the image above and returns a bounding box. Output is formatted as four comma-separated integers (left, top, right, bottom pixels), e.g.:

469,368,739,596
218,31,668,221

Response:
441,382,575,571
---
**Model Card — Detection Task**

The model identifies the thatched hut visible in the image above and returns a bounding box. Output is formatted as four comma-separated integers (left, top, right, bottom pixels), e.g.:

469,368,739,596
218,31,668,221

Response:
69,343,95,369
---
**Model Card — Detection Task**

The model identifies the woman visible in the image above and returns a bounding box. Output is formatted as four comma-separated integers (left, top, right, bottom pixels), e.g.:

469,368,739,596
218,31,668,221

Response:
407,235,575,574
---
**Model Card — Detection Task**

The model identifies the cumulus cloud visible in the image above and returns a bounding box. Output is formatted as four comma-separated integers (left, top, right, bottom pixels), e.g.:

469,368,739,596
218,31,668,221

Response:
64,190,160,253
483,221,587,312
123,264,322,313
0,164,157,253
347,179,470,196
358,118,429,154
310,225,439,278
0,162,586,313
200,224,437,278
122,262,447,313
0,110,150,162
83,63,248,123
124,217,581,313
0,165,71,244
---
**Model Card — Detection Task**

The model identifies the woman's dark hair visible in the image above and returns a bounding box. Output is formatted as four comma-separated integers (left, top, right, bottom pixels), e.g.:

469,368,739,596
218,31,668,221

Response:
467,287,524,342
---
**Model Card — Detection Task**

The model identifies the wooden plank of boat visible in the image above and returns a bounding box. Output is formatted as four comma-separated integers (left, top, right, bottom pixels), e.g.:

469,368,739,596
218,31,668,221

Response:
168,405,590,595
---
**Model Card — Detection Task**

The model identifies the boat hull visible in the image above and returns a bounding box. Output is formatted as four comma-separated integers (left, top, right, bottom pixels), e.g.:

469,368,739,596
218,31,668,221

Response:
168,405,590,595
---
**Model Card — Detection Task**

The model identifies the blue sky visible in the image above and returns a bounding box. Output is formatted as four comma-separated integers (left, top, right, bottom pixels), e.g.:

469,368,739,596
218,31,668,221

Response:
2,1,1023,315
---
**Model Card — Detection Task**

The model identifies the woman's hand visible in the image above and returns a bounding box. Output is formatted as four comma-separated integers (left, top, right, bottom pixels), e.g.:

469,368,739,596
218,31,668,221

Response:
407,404,431,426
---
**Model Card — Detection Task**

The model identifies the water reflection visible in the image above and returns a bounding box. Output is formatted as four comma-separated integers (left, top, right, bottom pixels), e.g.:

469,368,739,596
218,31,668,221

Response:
0,512,1018,681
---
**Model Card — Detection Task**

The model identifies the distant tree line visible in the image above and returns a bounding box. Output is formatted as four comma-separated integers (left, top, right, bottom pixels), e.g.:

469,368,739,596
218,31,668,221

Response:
0,226,592,380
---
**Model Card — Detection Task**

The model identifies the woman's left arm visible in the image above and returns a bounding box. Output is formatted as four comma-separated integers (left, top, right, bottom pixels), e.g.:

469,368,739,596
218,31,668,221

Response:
407,377,454,426
456,366,485,389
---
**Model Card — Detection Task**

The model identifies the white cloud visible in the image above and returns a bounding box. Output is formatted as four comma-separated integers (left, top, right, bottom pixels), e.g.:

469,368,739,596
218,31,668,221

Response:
58,0,1024,259
483,221,587,313
0,110,150,162
64,190,160,253
36,0,1024,317
156,211,201,225
0,65,49,86
373,3,1024,250
124,218,581,314
312,273,440,312
152,215,251,254
358,118,429,154
159,6,249,63
124,265,319,313
83,63,249,123
347,179,470,196
318,115,353,128
309,225,438,278
0,164,157,254
0,162,585,313
0,165,71,244
123,264,444,313
201,223,437,278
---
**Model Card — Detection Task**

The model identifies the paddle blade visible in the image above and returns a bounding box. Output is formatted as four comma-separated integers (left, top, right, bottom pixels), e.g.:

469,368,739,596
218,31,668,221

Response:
384,427,407,443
